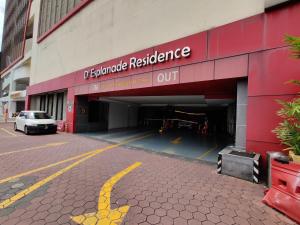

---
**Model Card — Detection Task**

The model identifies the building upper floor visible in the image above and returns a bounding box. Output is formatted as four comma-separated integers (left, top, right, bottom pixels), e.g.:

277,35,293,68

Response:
29,0,297,86
0,0,32,71
0,0,295,86
1,59,30,101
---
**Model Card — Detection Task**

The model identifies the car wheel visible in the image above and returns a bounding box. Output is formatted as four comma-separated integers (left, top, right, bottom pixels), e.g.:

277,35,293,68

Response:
14,123,18,131
24,126,29,135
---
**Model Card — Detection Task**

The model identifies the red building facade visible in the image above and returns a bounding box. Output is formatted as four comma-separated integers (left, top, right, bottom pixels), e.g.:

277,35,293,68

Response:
26,2,300,165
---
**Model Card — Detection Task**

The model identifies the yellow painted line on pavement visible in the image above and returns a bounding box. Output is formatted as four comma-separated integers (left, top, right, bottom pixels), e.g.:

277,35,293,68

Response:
46,142,68,147
197,144,218,160
171,137,182,145
0,128,17,137
0,133,152,185
0,145,115,209
0,142,68,157
0,135,23,139
0,133,152,209
0,149,99,185
71,162,142,225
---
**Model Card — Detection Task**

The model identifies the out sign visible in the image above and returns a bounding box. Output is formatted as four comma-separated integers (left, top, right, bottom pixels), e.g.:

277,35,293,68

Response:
153,68,179,86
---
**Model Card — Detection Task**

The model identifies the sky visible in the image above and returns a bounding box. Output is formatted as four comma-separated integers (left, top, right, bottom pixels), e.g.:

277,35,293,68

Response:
0,0,5,50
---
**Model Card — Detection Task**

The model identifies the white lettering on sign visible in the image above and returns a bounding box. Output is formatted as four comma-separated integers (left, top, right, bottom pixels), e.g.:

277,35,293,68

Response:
157,71,179,83
83,46,191,79
84,61,128,79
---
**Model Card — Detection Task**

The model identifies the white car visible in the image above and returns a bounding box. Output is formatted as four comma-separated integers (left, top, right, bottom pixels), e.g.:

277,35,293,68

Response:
14,111,57,135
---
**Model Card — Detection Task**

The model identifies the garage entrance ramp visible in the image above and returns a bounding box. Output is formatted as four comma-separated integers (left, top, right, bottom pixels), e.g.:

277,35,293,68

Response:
81,128,232,163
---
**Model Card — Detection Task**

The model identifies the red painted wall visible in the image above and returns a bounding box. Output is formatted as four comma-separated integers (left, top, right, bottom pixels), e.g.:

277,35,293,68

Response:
247,49,300,165
26,3,300,167
246,2,300,166
208,14,264,59
66,88,76,133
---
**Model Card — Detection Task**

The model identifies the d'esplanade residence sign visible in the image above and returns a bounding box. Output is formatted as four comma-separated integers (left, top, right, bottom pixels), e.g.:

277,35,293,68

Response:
83,46,191,80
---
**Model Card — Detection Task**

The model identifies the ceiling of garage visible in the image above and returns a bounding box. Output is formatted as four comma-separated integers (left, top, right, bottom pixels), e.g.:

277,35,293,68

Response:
98,95,235,107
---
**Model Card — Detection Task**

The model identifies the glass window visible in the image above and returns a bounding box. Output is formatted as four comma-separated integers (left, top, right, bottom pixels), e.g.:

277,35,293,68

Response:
29,112,51,119
56,93,64,120
38,0,90,40
40,95,46,111
47,94,54,116
1,0,30,71
24,112,29,119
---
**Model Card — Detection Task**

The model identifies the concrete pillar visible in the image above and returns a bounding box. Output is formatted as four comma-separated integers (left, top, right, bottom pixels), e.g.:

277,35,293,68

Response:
8,101,16,117
235,80,248,150
8,71,16,117
25,95,31,110
52,93,57,118
66,88,76,132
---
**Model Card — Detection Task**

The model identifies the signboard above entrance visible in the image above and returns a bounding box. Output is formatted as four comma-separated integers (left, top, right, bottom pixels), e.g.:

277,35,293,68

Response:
83,46,191,80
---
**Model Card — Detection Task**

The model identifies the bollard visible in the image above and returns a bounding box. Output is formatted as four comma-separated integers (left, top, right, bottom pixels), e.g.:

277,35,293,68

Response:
266,151,287,188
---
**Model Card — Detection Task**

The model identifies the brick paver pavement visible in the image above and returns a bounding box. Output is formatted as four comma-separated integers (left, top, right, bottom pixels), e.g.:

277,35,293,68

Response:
0,123,297,225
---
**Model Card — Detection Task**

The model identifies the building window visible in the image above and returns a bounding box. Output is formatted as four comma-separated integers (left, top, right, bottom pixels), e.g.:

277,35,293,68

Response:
39,92,66,120
0,0,31,71
56,93,64,120
38,0,91,42
47,94,54,116
40,95,46,111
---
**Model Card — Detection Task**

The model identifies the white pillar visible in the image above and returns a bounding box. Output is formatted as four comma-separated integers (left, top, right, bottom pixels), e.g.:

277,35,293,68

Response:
235,80,248,150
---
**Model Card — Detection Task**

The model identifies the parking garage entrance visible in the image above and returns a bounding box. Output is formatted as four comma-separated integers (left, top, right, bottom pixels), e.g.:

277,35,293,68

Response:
75,79,244,163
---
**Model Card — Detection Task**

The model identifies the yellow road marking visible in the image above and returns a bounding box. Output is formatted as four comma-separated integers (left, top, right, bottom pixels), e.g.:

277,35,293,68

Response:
46,142,68,147
0,142,68,157
0,149,100,185
0,133,152,185
171,137,182,145
0,134,151,209
71,162,142,225
0,135,23,138
0,147,113,209
0,128,17,137
197,144,218,159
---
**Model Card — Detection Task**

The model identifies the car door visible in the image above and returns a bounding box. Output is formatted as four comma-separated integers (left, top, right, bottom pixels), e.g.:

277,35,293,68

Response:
15,112,22,130
18,112,26,131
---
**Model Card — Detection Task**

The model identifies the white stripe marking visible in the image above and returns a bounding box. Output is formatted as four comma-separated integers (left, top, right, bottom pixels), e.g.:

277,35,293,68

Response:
253,167,259,175
253,176,258,183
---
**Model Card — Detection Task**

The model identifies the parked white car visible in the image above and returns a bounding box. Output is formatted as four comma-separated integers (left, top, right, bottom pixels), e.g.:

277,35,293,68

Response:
14,111,57,135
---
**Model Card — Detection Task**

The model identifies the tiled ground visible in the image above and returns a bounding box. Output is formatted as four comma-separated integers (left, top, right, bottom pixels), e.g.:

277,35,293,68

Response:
0,123,297,225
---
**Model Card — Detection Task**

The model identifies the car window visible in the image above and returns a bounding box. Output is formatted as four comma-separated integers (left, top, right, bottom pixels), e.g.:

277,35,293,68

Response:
19,112,24,117
24,113,29,119
28,112,51,119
